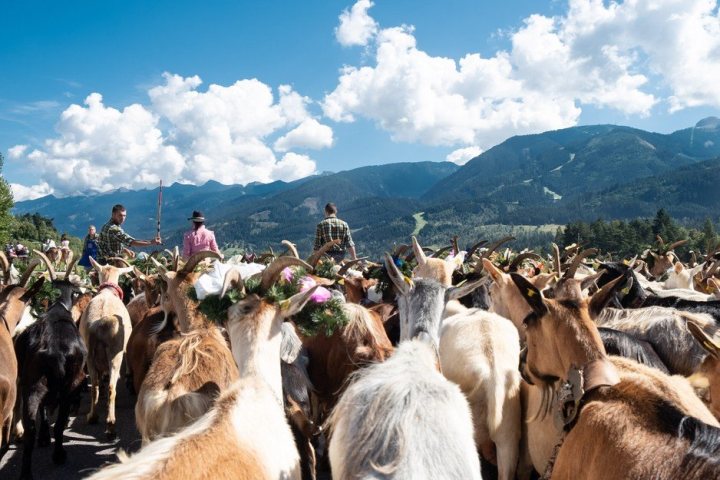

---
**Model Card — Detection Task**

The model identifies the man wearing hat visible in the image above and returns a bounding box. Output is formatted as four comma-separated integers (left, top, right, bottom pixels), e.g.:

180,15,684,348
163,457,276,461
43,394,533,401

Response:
183,210,222,260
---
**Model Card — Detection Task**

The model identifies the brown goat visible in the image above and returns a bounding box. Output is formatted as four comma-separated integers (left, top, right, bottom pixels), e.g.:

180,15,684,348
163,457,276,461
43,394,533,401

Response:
687,322,720,420
512,272,720,479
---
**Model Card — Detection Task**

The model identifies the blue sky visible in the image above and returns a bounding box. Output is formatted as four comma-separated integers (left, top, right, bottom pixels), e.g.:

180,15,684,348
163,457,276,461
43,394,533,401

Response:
2,0,720,200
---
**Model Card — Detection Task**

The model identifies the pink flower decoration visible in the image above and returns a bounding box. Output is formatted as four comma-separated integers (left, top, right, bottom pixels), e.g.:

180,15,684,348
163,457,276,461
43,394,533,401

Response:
299,276,332,303
281,267,294,283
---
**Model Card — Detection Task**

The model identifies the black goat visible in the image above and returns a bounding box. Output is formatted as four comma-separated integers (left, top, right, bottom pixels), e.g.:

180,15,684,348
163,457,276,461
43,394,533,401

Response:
14,253,86,480
598,327,670,373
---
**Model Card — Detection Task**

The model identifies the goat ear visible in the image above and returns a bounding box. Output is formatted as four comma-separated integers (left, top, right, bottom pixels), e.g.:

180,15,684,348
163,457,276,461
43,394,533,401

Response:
281,286,319,319
411,236,427,266
483,258,504,283
674,262,683,274
531,272,555,290
21,277,45,303
384,253,411,295
89,256,102,272
580,271,605,292
446,277,487,302
687,321,720,360
588,274,626,319
510,273,546,317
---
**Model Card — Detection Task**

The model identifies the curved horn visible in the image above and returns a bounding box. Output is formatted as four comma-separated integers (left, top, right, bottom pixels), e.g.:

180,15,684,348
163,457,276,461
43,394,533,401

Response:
18,258,41,287
563,248,598,280
451,236,460,256
656,235,665,248
106,257,131,268
220,267,245,299
281,240,300,259
33,249,57,281
337,257,368,276
261,257,313,292
466,240,488,259
133,267,147,282
430,245,453,259
151,257,168,274
64,251,79,280
508,252,543,272
179,250,221,277
172,246,180,271
474,236,515,273
392,244,410,257
307,240,340,268
667,239,688,251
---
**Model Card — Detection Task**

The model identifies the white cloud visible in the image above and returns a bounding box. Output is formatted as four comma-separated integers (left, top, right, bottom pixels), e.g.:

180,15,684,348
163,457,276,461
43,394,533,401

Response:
336,0,378,47
446,146,482,165
10,73,329,197
10,182,53,201
324,0,720,150
7,145,27,159
274,118,334,152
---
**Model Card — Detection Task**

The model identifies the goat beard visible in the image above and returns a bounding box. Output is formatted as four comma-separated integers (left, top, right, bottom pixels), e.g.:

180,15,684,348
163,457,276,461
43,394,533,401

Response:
527,381,557,424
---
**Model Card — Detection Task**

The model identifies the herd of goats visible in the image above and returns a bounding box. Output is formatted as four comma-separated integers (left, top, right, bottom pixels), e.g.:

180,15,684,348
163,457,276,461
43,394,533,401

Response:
1,234,720,479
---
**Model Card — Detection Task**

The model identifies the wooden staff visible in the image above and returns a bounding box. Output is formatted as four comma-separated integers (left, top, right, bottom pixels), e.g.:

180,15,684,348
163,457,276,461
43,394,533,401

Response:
156,180,163,243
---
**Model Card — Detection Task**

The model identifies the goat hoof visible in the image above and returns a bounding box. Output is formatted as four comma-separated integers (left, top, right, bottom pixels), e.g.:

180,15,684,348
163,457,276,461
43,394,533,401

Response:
105,424,116,440
86,414,98,424
52,448,67,465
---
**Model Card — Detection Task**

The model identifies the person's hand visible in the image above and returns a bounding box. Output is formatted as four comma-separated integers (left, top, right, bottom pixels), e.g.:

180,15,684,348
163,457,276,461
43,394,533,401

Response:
153,236,162,245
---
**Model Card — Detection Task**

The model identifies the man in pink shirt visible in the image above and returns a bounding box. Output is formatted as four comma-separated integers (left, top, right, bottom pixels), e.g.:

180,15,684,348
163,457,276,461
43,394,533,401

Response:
182,210,223,260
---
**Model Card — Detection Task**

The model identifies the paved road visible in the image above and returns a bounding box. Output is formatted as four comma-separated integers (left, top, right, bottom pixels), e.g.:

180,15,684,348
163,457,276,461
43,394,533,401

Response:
0,380,142,479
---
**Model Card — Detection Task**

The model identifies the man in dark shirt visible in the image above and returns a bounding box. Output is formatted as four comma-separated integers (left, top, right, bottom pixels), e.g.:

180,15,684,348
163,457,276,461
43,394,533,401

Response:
97,204,162,262
313,203,357,263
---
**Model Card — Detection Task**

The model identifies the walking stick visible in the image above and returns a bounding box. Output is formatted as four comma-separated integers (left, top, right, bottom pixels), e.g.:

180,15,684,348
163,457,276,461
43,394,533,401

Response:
156,180,163,244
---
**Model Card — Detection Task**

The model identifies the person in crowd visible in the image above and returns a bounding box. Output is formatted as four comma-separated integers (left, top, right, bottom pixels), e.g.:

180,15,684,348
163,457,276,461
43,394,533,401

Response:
182,210,222,260
79,225,100,270
313,202,357,263
97,204,161,263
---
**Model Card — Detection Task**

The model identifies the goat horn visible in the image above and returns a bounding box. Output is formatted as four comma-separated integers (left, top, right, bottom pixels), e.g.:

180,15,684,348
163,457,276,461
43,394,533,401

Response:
656,235,665,248
106,257,131,268
392,244,410,257
133,267,147,281
261,257,313,292
179,251,221,277
404,246,434,263
337,257,368,276
33,249,57,282
18,258,41,287
151,257,168,274
281,240,299,259
552,243,562,277
667,239,688,251
451,236,460,256
508,252,543,272
307,240,340,268
220,267,245,299
172,246,180,271
563,248,598,279
466,240,488,259
64,251,79,280
474,236,515,273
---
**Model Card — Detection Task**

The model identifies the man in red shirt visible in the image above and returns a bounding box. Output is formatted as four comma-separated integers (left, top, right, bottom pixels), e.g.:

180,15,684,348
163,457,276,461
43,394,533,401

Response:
183,210,223,260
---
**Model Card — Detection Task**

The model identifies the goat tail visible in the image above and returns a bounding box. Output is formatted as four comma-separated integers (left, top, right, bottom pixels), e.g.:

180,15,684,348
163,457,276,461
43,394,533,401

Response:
88,315,122,346
136,387,214,444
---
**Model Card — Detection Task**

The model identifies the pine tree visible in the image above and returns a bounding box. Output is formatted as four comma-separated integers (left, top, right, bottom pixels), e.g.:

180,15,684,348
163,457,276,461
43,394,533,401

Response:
0,153,15,244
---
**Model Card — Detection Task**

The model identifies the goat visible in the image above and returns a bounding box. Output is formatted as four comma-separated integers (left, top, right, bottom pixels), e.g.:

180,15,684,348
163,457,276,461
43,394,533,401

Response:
0,259,44,454
325,253,484,479
79,256,134,437
511,272,720,479
125,307,177,395
86,275,319,480
135,251,238,443
687,322,720,419
597,327,670,373
390,247,521,479
14,253,86,479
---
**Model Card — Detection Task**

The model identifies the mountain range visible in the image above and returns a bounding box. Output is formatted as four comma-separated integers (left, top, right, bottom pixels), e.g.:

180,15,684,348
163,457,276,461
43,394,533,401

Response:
14,118,720,257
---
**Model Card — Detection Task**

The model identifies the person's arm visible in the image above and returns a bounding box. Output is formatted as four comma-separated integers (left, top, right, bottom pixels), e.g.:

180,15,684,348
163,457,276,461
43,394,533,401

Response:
348,245,357,261
130,238,161,248
182,232,191,259
209,233,223,259
345,226,357,260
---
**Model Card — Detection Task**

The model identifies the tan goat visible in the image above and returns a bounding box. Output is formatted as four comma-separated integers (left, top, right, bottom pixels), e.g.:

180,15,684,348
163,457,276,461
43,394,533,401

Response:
86,270,319,480
511,272,720,479
79,257,134,437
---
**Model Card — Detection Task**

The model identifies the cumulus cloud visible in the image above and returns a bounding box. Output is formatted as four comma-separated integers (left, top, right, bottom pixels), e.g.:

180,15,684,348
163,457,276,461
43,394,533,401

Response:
336,0,378,47
9,73,330,198
10,182,53,201
446,146,482,165
325,0,720,151
274,118,334,152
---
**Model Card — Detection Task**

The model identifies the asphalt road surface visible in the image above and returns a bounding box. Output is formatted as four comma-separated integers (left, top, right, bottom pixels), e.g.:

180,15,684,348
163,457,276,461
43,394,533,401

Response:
0,380,142,479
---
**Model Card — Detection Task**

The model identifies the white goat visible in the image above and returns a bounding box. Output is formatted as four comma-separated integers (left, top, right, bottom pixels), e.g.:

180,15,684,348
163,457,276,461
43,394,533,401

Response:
327,253,483,479
87,271,316,480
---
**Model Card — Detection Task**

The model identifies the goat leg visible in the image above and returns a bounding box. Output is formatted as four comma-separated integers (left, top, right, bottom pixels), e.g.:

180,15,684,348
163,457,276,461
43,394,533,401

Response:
105,363,121,439
86,371,100,424
20,389,44,480
37,403,50,447
52,399,71,465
